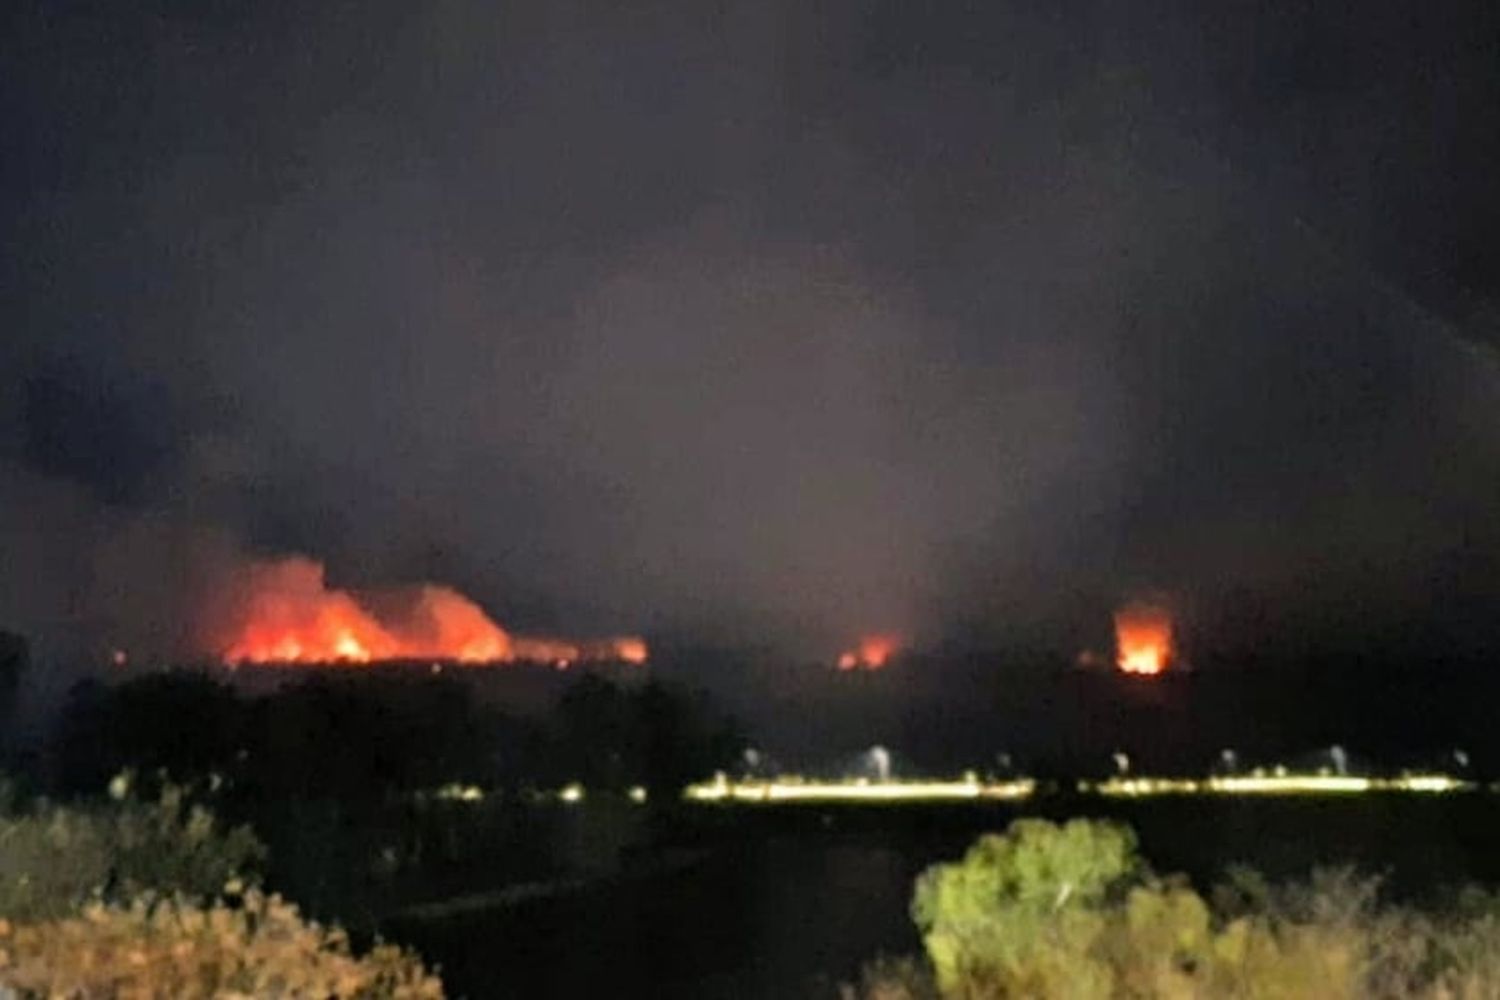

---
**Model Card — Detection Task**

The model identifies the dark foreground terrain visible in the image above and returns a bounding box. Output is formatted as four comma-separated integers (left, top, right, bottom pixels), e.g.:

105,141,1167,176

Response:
390,793,1500,998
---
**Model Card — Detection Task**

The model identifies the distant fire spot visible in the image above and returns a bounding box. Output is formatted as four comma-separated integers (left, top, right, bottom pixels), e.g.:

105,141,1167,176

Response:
1115,601,1173,676
837,634,899,671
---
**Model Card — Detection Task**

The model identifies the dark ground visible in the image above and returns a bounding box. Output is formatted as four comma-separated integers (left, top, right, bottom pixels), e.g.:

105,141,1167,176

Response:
389,793,1500,999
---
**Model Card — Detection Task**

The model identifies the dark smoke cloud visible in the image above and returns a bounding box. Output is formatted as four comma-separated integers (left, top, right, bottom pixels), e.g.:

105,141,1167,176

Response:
5,0,1500,668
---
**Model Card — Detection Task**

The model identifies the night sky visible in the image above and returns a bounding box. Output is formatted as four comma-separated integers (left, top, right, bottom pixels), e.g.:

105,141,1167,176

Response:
5,1,1500,676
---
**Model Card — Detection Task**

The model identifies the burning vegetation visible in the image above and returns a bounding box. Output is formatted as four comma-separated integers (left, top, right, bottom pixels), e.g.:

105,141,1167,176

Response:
837,634,900,671
207,556,646,666
1114,601,1173,676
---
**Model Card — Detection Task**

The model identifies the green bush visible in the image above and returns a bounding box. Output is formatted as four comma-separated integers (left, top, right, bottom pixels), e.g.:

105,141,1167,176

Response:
877,818,1500,999
0,776,445,997
911,818,1140,996
0,775,264,921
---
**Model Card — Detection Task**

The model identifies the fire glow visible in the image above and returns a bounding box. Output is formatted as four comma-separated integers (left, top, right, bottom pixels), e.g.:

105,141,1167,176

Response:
837,635,899,671
209,556,647,667
1114,601,1172,676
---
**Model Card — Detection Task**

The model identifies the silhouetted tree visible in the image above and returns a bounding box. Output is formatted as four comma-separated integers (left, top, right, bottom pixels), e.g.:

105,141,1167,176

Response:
0,630,26,753
549,674,743,797
551,673,635,790
240,673,500,804
636,679,743,800
53,672,246,795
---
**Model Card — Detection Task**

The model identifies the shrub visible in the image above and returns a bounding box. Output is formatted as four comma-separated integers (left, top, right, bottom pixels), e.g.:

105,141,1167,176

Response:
0,888,442,998
874,818,1500,999
0,776,264,921
840,955,940,1000
911,818,1140,996
0,777,444,997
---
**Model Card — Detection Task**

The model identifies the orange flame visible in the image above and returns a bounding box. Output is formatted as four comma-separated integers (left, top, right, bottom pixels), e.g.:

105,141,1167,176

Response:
509,636,651,668
219,558,399,664
392,584,515,662
609,636,650,665
837,634,899,671
211,556,646,667
1115,601,1172,676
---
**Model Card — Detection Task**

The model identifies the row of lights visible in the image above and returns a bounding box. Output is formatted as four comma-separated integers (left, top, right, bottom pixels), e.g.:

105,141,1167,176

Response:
682,769,1473,803
1086,773,1470,797
429,782,648,805
430,771,1471,807
684,773,1037,803
426,742,1473,806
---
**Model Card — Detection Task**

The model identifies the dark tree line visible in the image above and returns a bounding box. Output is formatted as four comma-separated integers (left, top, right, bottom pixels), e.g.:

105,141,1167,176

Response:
23,664,743,918
552,672,744,799
0,630,27,767
43,666,742,807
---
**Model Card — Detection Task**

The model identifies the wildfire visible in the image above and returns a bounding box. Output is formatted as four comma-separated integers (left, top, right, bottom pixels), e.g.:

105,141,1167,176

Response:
1114,601,1172,676
510,635,649,666
837,634,899,671
210,556,647,667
